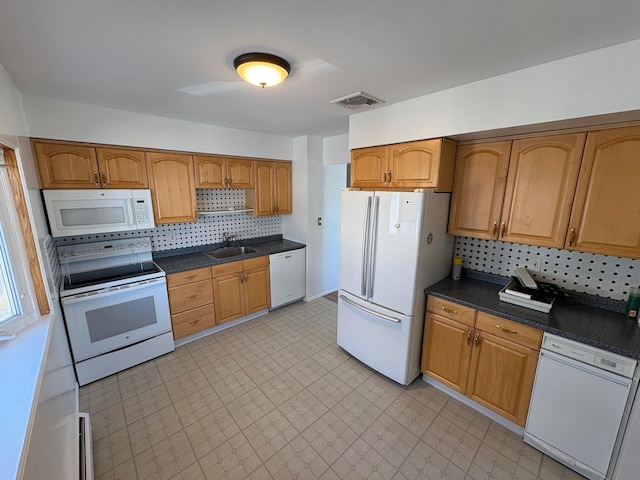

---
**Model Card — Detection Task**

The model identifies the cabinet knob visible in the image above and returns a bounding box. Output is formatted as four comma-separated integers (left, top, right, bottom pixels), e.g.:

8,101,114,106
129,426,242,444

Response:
495,324,518,334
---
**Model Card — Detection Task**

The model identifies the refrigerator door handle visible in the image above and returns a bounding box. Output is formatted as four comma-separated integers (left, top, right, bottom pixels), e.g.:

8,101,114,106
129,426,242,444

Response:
367,196,380,299
361,196,372,296
339,295,402,323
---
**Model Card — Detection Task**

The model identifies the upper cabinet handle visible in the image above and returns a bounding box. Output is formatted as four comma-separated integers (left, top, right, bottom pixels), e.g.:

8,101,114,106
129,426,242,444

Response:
492,221,498,239
388,171,392,183
101,172,107,185
383,171,388,184
94,172,99,186
500,222,507,237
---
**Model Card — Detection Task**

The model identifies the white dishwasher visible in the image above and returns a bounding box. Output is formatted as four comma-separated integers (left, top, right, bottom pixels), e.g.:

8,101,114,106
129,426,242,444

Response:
524,333,638,480
269,248,306,309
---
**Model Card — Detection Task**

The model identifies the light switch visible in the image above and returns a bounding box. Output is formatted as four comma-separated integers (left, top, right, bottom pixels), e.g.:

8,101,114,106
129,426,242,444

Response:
317,217,322,226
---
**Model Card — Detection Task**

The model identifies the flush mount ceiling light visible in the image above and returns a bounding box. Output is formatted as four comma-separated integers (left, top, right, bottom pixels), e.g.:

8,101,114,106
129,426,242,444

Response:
233,52,291,88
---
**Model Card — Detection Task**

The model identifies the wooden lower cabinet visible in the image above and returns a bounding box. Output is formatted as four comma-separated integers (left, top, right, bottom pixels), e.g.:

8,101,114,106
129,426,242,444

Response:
167,267,215,340
212,256,270,325
422,297,542,426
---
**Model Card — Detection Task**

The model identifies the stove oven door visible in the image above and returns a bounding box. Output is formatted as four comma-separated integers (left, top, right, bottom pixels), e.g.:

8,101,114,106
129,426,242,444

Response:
61,277,172,361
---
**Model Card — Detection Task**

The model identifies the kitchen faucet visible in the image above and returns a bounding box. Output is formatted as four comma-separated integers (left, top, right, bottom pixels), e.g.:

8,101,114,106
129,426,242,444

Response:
223,232,238,248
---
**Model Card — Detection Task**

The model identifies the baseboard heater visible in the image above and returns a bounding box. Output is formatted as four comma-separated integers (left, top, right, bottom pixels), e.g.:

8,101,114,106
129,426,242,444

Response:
78,412,94,480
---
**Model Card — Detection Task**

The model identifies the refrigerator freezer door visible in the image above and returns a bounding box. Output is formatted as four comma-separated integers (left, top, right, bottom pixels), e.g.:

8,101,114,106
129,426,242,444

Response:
339,190,374,299
368,191,423,315
337,290,416,385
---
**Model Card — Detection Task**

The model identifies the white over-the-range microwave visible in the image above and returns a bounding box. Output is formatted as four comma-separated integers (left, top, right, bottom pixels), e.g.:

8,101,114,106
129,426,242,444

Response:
43,189,156,237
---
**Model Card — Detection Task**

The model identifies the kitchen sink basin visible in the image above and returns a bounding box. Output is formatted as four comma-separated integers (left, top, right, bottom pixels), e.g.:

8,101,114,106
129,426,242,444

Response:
204,246,258,259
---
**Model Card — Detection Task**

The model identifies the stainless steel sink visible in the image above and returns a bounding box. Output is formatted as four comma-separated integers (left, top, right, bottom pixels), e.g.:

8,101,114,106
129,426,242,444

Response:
204,246,258,259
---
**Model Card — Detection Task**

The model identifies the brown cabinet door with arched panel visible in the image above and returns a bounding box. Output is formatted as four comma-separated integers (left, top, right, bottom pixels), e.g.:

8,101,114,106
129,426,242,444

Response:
146,152,196,224
34,141,100,189
96,147,148,189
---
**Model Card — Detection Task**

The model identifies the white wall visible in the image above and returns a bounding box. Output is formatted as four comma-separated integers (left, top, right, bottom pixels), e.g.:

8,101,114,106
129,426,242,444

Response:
323,134,350,165
23,95,293,160
321,164,347,293
349,38,640,148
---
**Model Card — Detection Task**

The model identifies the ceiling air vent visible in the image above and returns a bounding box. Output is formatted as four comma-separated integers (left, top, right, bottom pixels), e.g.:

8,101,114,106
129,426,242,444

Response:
330,91,385,110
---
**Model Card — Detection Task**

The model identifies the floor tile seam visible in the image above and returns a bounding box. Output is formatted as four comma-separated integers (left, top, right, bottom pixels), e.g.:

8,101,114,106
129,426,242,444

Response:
253,374,306,408
131,432,201,480
378,395,440,439
395,431,468,478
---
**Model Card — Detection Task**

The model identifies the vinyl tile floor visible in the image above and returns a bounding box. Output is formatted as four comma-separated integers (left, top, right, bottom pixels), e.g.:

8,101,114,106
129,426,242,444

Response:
81,297,585,480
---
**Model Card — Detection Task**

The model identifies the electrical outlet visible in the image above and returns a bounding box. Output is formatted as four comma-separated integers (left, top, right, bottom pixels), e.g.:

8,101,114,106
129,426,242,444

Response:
530,258,541,272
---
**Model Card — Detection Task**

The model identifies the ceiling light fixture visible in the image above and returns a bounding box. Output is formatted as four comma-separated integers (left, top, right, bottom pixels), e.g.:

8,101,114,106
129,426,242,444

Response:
234,52,291,88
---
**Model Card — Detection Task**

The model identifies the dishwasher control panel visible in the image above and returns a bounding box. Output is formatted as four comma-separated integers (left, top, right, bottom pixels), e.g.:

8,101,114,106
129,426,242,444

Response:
542,333,637,378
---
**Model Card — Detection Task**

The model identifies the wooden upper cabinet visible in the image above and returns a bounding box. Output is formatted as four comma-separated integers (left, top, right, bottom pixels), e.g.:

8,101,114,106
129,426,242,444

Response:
500,133,585,248
350,139,456,191
273,161,292,214
146,152,197,224
351,146,388,188
448,141,511,239
566,126,640,258
96,147,148,188
389,139,456,190
246,160,292,216
34,141,101,189
194,155,254,189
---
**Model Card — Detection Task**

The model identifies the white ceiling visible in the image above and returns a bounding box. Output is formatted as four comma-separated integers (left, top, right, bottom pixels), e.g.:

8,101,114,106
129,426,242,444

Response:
1,0,639,138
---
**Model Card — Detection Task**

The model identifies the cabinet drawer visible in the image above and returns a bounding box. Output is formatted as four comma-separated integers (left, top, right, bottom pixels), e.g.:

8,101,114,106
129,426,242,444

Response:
427,296,476,327
167,267,211,288
172,305,216,340
475,311,542,350
211,260,243,277
168,279,213,314
243,255,269,270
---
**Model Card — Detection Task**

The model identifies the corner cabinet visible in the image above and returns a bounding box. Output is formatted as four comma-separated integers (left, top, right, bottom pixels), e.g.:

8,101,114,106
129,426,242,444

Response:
194,155,254,189
565,126,640,258
449,133,586,248
350,139,457,191
422,297,542,426
212,256,271,324
246,160,292,216
33,141,148,189
146,152,197,224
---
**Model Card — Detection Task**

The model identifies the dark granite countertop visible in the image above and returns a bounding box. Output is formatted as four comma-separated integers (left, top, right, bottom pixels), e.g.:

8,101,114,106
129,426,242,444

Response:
153,235,306,274
425,272,640,360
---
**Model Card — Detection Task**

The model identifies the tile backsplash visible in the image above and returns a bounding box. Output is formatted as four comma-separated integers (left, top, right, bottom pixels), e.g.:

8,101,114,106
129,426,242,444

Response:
455,236,640,301
52,189,282,251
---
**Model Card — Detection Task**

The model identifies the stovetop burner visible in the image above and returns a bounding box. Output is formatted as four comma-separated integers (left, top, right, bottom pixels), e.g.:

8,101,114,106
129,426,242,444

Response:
62,261,162,291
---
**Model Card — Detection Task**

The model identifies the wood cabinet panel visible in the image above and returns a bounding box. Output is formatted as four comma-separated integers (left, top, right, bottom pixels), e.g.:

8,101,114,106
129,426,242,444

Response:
194,155,226,188
500,133,585,248
390,139,456,190
227,158,254,188
171,305,216,340
213,273,245,324
273,161,292,214
467,331,539,426
246,160,292,216
168,279,214,314
475,311,543,350
448,141,511,239
422,312,473,394
146,152,197,224
34,141,100,189
244,266,270,314
566,126,640,258
96,147,148,188
426,296,476,327
167,267,211,288
351,146,388,188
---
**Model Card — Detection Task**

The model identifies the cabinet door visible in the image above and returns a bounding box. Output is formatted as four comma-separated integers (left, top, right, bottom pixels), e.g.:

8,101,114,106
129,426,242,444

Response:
448,141,511,239
389,139,442,189
146,152,196,224
213,273,245,324
350,146,388,188
248,160,275,216
227,158,254,189
96,147,148,189
422,312,473,394
566,126,640,258
34,142,100,189
500,133,585,248
244,266,270,314
194,155,226,188
273,161,292,214
467,331,538,426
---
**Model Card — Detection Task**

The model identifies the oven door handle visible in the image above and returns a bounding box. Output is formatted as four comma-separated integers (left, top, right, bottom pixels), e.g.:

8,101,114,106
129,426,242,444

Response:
61,277,166,304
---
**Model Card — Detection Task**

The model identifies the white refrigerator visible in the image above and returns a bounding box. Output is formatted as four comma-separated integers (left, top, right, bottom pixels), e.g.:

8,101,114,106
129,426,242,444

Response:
337,189,453,385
